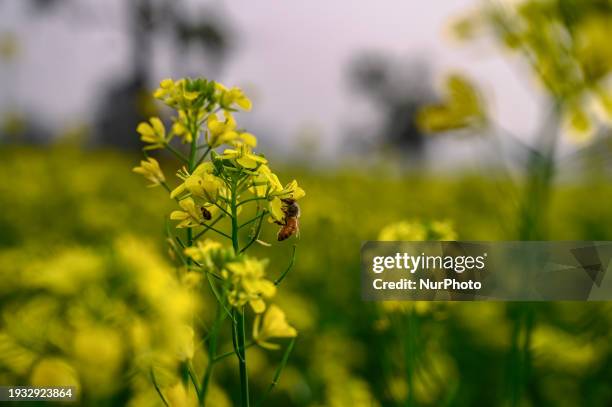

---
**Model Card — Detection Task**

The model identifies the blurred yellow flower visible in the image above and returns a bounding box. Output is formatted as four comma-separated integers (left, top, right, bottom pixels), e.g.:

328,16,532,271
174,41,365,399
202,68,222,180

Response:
531,325,602,374
252,305,297,350
562,103,595,142
379,219,456,241
164,382,198,407
184,239,225,270
379,221,427,241
430,220,458,240
175,325,195,361
73,327,123,393
30,358,79,389
417,74,486,133
133,157,166,187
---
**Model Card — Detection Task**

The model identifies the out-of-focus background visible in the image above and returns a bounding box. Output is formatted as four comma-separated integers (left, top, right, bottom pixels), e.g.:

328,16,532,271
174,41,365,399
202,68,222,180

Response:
2,0,612,406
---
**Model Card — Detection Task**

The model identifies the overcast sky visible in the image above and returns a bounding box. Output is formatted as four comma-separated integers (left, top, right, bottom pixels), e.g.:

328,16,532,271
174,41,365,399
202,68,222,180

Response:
0,0,550,162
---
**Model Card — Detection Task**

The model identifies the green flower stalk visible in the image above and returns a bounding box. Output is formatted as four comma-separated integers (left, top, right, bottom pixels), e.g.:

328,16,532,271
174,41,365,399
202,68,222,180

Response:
133,77,302,406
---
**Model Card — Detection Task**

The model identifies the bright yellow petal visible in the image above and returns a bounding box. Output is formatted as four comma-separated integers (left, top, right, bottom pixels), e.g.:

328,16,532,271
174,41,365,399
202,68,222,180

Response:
170,183,186,199
250,299,266,314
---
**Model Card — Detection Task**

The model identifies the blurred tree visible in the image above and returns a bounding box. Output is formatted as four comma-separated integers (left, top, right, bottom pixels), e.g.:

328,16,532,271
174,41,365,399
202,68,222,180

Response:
347,52,435,159
20,0,234,149
97,0,233,149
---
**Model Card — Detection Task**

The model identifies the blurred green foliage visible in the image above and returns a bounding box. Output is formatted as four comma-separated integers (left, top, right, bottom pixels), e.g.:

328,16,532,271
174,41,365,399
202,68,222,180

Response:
450,0,612,141
1,146,612,406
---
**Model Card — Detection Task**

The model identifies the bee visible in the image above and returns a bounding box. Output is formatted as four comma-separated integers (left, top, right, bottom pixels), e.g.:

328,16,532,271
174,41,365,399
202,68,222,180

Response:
276,198,300,241
201,206,212,221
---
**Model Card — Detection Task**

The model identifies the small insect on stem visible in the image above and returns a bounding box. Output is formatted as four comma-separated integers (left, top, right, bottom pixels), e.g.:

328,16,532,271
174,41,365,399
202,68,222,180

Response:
276,198,300,241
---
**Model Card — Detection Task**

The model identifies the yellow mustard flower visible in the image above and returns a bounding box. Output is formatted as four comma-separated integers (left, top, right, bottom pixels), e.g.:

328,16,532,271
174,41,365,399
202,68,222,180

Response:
249,164,283,197
184,239,224,268
136,117,166,149
132,157,165,187
230,132,258,148
171,110,191,143
170,198,205,228
221,145,268,169
417,74,486,133
170,162,224,202
153,78,176,100
207,111,238,147
153,78,190,109
268,180,306,223
271,179,306,200
215,83,252,111
268,198,285,223
223,257,276,313
252,305,297,350
207,112,258,148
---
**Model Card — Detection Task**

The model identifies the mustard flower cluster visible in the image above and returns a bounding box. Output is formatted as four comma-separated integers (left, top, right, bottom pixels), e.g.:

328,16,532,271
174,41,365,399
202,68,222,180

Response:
0,238,198,406
133,77,301,407
423,0,612,141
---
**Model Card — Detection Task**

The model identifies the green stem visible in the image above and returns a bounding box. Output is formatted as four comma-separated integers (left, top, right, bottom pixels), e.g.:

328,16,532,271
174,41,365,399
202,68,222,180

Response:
188,363,200,395
235,308,250,407
150,368,170,407
189,131,198,172
256,338,296,407
210,200,232,218
229,175,249,405
240,211,267,254
198,222,232,241
230,181,240,254
200,301,223,406
404,311,418,407
193,215,225,240
160,181,172,195
237,196,268,207
165,143,189,163
239,211,267,229
274,245,297,286
213,342,255,363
